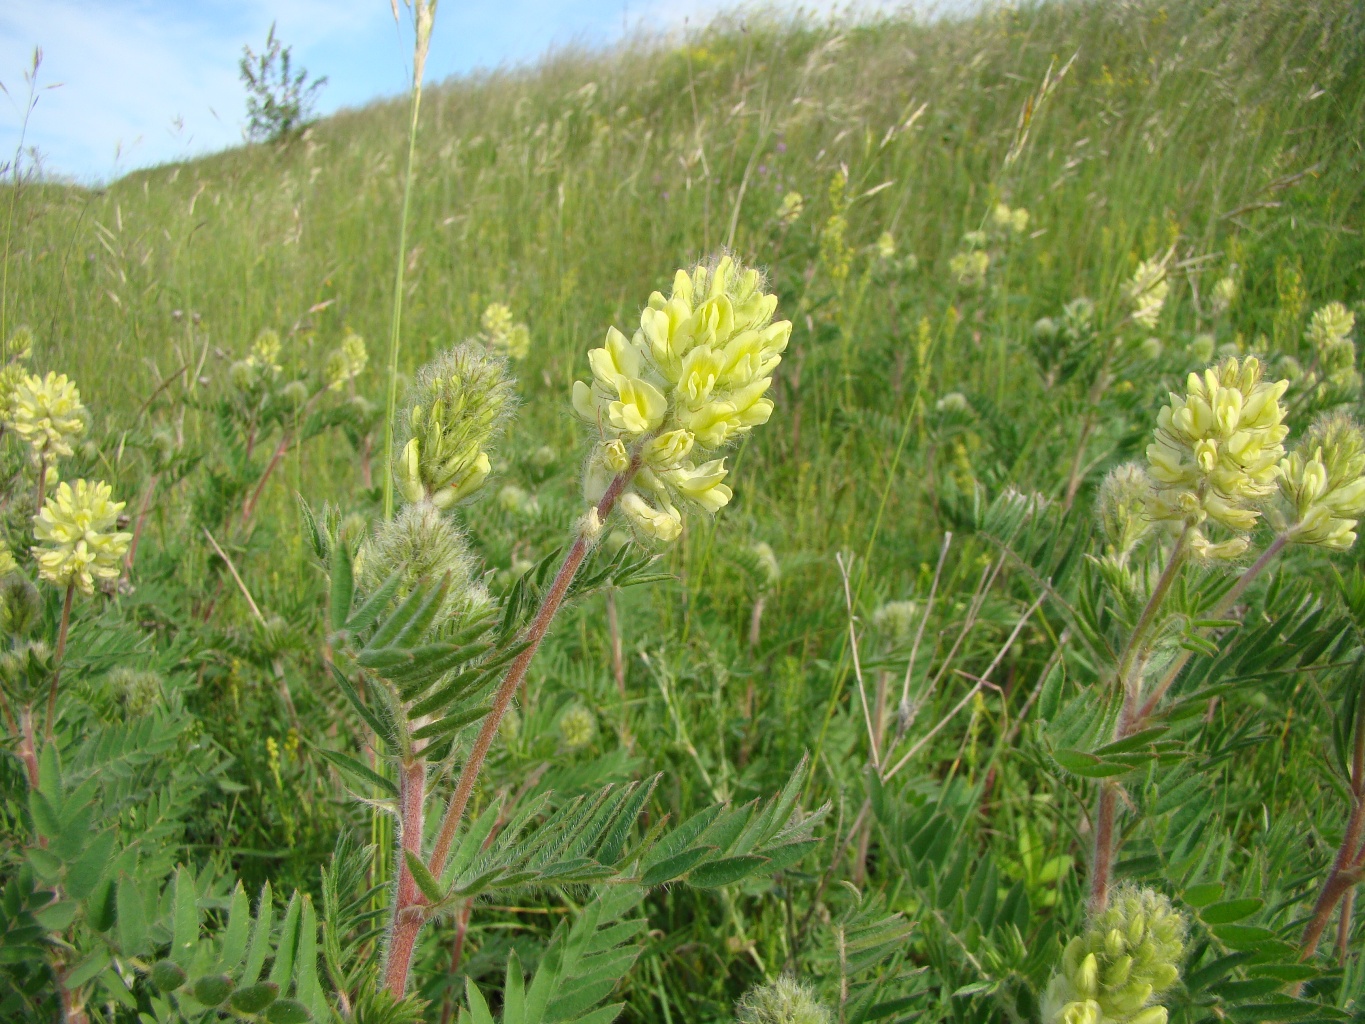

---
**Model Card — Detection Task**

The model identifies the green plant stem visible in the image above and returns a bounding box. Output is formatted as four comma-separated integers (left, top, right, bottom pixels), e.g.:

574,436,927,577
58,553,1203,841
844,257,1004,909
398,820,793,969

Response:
384,455,641,996
383,757,428,995
1136,530,1291,722
381,73,426,522
44,583,74,742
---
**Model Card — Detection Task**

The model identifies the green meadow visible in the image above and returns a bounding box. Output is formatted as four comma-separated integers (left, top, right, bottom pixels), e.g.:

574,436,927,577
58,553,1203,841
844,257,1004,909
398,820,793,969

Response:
3,0,1365,1021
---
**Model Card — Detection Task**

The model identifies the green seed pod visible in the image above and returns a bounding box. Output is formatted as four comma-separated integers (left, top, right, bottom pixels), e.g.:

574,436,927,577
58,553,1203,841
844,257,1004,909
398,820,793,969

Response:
192,973,234,1007
230,981,280,1014
149,959,187,993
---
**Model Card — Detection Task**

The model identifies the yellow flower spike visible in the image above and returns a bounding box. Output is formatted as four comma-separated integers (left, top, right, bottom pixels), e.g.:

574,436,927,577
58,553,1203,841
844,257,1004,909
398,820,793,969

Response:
1125,256,1170,329
1306,301,1355,354
8,371,86,466
572,253,786,540
1280,414,1365,549
33,479,132,595
0,539,16,577
1147,355,1289,545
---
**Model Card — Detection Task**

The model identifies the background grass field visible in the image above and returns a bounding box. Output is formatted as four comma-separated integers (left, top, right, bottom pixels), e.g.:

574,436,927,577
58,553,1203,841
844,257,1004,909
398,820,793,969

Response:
4,0,1365,1019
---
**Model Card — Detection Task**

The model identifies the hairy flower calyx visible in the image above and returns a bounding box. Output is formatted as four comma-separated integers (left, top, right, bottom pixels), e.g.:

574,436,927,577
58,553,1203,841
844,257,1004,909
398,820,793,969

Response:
396,344,515,509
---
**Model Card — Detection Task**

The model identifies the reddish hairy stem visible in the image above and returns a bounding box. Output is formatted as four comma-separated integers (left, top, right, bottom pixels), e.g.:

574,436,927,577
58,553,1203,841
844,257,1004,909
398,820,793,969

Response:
44,584,74,741
17,707,39,789
1300,680,1365,962
383,759,428,996
384,460,640,996
1090,783,1120,913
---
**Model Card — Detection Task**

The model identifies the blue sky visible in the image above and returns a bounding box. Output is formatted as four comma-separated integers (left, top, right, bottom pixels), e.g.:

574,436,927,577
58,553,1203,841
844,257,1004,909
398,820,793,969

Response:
0,0,912,184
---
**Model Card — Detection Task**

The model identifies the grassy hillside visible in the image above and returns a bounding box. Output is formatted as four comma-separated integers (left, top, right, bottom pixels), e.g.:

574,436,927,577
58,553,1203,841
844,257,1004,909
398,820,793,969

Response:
3,0,1365,1020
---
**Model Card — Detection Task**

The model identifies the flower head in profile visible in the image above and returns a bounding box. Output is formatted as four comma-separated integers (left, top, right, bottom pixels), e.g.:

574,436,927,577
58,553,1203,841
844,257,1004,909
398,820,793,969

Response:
245,328,283,375
326,330,368,391
1125,256,1170,329
1041,886,1185,1024
572,254,789,542
396,343,516,509
480,303,531,360
8,371,86,467
1278,413,1365,549
32,479,131,594
1146,356,1288,559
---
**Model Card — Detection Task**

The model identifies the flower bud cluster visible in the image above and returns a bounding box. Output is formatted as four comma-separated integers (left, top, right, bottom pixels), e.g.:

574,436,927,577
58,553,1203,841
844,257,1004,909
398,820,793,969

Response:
481,303,531,360
1210,276,1237,317
1146,356,1288,559
356,502,488,628
1042,886,1186,1024
1097,464,1155,567
735,976,831,1024
396,343,515,509
572,255,790,542
1278,413,1365,549
32,479,132,595
7,371,86,469
776,191,804,227
1124,257,1170,329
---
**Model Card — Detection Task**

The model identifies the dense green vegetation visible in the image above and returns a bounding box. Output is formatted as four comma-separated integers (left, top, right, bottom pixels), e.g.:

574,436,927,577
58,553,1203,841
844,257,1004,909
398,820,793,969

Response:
3,0,1365,1021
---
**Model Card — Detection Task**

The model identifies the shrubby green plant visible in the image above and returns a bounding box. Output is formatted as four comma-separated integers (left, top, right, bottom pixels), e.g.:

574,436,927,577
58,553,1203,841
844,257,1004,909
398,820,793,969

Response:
4,1,1365,1022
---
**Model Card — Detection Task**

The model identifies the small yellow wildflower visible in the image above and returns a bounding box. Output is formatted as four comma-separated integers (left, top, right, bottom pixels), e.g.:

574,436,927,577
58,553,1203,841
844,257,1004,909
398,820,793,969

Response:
246,328,283,375
1210,276,1237,316
776,191,804,226
1146,356,1288,557
8,371,86,467
0,539,16,577
1125,257,1170,329
325,330,368,390
949,250,990,287
875,231,896,259
481,302,531,360
32,479,132,594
